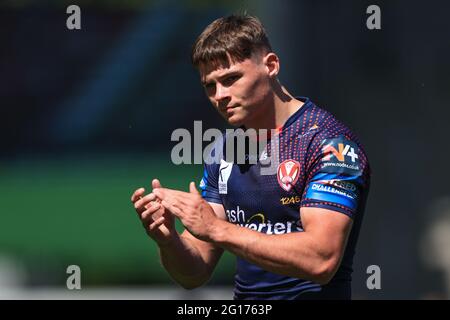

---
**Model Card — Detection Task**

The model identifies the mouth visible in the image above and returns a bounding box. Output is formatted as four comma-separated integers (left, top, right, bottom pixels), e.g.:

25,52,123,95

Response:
220,105,238,112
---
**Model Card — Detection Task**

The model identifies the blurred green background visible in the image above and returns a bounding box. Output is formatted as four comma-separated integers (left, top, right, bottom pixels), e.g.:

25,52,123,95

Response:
0,154,235,286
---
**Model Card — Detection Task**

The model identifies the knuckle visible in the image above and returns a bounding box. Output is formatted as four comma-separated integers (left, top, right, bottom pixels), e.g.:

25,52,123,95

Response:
142,209,153,220
193,199,202,208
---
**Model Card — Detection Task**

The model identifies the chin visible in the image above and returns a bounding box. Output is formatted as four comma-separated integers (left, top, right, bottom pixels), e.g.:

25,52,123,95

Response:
226,116,245,127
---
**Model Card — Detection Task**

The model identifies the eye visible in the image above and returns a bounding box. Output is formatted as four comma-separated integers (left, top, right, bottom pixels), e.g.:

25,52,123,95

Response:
203,82,216,95
204,82,215,90
223,75,240,86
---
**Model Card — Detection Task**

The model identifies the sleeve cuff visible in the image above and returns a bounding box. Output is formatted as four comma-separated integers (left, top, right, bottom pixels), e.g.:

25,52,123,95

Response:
301,200,355,219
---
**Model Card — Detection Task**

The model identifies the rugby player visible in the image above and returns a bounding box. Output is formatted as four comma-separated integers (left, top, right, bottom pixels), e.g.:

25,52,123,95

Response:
131,14,371,299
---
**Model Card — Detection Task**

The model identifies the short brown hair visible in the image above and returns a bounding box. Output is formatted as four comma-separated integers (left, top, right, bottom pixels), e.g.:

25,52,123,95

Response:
191,14,272,69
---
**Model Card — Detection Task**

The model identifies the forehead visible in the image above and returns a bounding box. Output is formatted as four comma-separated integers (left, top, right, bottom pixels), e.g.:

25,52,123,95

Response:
199,56,258,83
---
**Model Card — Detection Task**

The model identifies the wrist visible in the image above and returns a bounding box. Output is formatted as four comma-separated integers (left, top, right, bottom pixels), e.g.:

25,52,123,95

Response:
157,232,181,251
208,218,229,245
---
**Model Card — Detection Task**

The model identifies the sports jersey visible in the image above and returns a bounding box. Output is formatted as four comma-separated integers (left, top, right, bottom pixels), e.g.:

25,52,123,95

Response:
200,97,371,300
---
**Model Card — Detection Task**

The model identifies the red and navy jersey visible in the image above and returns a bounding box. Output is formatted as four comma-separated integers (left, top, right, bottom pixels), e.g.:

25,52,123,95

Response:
200,97,371,300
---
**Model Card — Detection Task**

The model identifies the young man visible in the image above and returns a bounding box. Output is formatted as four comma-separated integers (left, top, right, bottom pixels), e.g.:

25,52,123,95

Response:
131,14,370,299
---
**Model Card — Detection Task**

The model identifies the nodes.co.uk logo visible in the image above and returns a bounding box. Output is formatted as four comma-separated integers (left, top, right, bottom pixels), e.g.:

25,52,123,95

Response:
323,142,358,163
320,137,361,173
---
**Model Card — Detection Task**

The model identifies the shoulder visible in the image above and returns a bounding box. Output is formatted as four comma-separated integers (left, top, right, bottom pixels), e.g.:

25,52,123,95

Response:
306,104,367,156
203,131,227,167
303,103,370,179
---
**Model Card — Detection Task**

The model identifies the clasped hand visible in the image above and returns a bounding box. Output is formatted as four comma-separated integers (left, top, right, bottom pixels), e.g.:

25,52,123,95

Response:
153,182,219,242
132,179,219,244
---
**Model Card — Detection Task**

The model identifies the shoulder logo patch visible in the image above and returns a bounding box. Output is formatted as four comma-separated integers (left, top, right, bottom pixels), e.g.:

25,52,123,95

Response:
320,137,361,174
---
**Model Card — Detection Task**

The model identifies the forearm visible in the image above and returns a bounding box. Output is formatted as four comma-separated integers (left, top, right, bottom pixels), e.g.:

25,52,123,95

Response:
159,233,211,289
210,220,337,284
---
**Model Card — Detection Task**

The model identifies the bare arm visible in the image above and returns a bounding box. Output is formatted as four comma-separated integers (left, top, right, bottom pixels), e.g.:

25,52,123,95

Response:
159,203,226,289
154,184,353,285
132,180,226,289
210,207,353,284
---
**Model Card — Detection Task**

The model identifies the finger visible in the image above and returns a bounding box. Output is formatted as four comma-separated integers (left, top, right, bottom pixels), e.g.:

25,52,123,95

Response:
144,201,158,210
152,187,170,201
141,202,161,221
152,187,165,200
153,189,195,213
134,193,158,211
152,179,162,189
135,193,157,208
189,182,200,195
156,190,191,208
150,179,163,204
153,187,192,202
131,187,145,203
149,216,165,231
161,199,183,218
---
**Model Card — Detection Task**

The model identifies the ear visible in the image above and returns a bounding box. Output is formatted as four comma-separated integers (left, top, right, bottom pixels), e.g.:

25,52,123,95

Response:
263,52,280,78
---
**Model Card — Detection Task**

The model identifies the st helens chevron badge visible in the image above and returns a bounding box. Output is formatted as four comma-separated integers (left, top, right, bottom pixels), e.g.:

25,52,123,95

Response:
277,159,300,192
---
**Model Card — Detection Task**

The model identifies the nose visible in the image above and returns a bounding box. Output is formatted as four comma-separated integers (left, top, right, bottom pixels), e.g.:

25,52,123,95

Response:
214,83,230,103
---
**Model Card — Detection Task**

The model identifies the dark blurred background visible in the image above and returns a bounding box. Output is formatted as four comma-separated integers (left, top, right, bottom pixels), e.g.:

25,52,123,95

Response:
1,0,449,299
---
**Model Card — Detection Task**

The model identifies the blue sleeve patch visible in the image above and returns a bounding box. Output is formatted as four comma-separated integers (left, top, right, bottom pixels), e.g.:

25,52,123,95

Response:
302,169,362,215
302,135,369,217
305,182,357,210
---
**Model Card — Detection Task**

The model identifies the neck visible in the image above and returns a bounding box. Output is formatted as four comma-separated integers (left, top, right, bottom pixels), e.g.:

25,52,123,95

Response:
244,80,304,131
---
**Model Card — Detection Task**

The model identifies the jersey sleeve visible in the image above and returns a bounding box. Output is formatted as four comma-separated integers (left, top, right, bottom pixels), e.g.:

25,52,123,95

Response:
199,137,223,204
199,163,222,204
301,134,370,219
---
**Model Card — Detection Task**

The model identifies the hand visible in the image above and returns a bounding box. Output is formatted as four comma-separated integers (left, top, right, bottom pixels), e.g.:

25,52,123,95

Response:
153,182,220,242
131,179,177,246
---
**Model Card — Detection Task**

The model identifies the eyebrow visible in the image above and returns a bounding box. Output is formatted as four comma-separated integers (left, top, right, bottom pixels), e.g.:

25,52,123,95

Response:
202,70,241,86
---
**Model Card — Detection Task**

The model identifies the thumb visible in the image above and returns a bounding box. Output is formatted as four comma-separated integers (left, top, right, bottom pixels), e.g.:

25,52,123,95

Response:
189,181,200,195
152,178,162,189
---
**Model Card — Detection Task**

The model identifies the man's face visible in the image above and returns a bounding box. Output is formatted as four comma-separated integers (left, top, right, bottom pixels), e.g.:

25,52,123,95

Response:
199,53,272,127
